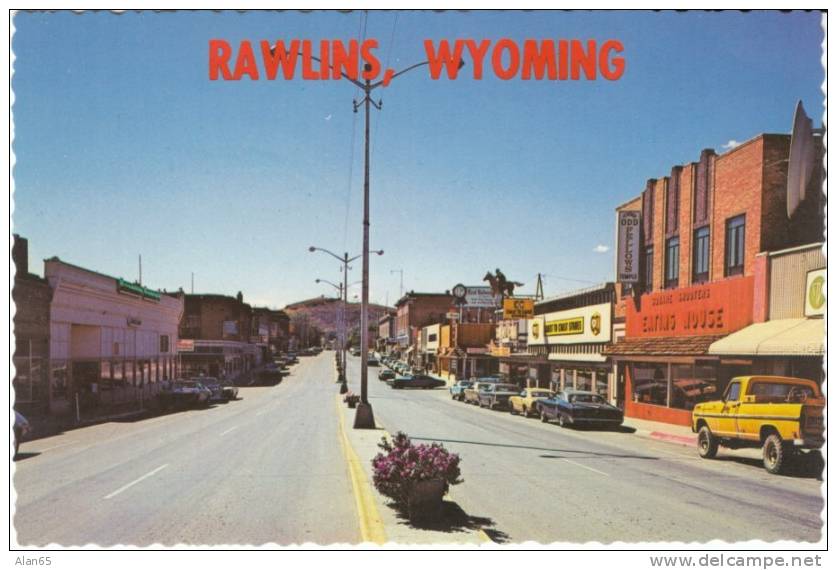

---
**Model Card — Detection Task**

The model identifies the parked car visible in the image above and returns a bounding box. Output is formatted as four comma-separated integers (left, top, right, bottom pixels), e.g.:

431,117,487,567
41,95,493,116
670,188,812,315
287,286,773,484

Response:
537,390,623,428
367,358,380,367
161,380,212,408
378,369,396,381
478,383,521,410
193,376,226,402
463,380,499,405
509,387,554,417
450,380,474,401
692,376,825,474
14,411,31,456
387,375,446,389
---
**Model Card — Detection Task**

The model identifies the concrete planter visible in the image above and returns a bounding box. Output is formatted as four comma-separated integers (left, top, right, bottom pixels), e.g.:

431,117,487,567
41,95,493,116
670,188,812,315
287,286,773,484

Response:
407,479,445,524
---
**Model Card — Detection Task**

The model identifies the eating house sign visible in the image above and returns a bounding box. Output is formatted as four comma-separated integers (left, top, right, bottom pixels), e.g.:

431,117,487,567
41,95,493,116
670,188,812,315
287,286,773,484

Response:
626,277,754,338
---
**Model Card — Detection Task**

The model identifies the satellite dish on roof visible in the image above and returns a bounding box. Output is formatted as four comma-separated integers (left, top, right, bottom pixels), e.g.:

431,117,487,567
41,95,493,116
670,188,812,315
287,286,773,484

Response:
787,100,823,218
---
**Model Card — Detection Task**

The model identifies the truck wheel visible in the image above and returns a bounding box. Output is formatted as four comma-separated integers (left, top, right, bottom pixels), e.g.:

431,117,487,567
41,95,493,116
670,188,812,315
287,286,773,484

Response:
763,434,789,474
697,426,719,459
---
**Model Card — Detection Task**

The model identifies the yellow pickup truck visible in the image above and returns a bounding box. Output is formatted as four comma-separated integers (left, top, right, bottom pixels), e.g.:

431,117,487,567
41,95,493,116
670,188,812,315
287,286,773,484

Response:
692,376,824,474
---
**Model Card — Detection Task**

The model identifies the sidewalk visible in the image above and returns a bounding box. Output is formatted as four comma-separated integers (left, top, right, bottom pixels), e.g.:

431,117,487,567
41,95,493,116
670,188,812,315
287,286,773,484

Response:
335,393,489,546
622,416,697,447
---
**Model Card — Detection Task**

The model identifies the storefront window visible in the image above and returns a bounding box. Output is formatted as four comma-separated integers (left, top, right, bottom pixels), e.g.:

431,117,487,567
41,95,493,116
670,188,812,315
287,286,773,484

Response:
13,356,47,403
126,360,135,387
670,363,720,411
113,359,125,387
630,363,667,406
576,370,593,392
51,360,69,400
594,370,608,398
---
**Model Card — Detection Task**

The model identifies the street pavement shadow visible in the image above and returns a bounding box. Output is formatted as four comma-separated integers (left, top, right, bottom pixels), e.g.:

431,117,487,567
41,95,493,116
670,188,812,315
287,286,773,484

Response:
714,453,824,480
13,451,42,462
390,499,511,543
411,436,658,460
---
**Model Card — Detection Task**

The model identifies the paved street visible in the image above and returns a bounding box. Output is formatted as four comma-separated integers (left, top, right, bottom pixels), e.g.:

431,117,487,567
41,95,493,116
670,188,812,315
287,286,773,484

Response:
13,351,825,546
13,354,358,546
349,357,824,544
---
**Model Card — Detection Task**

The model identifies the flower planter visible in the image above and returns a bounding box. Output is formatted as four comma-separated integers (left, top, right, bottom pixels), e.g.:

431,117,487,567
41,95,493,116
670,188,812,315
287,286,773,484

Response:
407,479,445,524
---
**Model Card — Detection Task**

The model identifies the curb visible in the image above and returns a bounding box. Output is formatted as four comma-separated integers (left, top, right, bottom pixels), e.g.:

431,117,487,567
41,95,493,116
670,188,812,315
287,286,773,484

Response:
648,431,697,447
335,395,388,545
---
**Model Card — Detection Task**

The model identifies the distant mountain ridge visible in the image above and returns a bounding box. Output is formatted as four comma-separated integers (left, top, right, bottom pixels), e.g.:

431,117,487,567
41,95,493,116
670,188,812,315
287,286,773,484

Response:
284,296,393,335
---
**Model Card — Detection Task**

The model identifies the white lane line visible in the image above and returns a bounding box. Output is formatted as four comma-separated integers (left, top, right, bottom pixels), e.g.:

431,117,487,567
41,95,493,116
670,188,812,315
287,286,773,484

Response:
103,464,169,500
562,458,610,477
220,426,238,436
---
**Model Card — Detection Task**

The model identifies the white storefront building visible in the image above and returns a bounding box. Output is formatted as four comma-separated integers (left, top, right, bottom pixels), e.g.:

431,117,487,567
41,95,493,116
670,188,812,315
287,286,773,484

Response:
45,258,184,415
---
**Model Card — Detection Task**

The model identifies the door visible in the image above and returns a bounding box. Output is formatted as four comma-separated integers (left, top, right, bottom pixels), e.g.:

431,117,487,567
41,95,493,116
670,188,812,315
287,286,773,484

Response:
715,381,742,436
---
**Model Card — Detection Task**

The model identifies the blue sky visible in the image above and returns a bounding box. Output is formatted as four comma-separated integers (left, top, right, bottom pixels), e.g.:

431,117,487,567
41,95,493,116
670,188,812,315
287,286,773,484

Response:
11,10,824,309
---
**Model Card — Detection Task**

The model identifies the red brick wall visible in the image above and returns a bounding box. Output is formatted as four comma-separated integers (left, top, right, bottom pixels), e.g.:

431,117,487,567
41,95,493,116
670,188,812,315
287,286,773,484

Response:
677,165,694,286
711,137,765,280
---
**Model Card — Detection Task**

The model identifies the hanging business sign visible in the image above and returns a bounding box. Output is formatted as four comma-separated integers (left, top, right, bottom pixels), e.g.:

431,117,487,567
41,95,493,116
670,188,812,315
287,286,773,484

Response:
464,286,501,307
805,269,826,317
541,302,612,343
503,298,535,319
223,320,239,335
617,211,641,283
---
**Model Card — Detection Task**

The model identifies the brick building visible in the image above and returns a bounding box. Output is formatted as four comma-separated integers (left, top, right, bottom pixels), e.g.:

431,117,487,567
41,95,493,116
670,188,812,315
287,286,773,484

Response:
394,292,455,362
12,235,53,414
606,132,824,426
176,292,260,378
251,307,290,355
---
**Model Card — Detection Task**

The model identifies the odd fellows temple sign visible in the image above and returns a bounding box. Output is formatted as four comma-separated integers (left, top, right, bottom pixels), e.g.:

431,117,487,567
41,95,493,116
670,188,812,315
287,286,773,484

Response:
626,277,754,338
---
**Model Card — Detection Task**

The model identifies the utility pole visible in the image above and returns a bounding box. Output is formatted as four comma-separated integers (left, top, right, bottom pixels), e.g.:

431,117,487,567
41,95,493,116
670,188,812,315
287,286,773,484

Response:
391,269,404,300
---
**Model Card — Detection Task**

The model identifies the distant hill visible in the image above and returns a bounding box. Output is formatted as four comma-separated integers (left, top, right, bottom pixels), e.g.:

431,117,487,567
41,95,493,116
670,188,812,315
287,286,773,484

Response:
284,296,393,336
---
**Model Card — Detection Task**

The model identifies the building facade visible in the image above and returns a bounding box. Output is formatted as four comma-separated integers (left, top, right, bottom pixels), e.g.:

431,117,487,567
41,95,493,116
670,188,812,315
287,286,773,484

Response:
177,293,259,378
527,284,615,397
607,134,824,426
12,236,53,414
394,292,455,363
45,258,184,416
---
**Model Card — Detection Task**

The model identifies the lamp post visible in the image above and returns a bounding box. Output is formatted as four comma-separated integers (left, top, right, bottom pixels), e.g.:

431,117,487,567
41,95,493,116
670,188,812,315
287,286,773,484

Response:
309,246,383,387
315,277,344,361
296,50,464,428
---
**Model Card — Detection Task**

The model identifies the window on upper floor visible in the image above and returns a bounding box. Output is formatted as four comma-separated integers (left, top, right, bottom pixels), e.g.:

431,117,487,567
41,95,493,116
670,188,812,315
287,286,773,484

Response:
665,237,680,289
725,215,745,277
692,226,710,283
643,246,654,293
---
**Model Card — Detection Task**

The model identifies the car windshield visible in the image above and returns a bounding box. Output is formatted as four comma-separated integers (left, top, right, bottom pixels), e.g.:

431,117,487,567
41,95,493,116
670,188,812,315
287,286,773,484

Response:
569,393,605,404
181,381,199,388
459,382,473,387
495,384,519,392
531,390,552,397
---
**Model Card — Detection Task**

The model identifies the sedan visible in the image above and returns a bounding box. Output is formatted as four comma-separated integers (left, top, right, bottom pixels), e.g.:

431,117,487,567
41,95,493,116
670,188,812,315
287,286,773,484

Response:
537,390,623,428
387,375,446,389
378,369,396,381
449,380,474,401
509,387,554,417
463,380,498,405
478,383,521,410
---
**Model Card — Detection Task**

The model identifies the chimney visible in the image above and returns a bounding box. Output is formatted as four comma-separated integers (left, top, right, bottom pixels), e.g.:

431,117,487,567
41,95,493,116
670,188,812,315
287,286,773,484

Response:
12,234,29,276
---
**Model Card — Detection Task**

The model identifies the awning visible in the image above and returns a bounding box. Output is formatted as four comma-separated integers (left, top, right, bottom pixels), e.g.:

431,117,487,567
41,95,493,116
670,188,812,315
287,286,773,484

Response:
603,335,724,357
708,318,824,356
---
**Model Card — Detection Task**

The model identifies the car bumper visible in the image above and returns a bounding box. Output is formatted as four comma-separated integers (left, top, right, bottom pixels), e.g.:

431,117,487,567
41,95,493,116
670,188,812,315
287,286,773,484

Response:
793,436,824,449
568,416,623,425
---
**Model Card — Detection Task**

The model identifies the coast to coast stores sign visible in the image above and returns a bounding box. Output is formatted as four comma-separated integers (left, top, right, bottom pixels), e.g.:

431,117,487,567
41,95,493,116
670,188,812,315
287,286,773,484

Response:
626,277,754,338
527,303,612,345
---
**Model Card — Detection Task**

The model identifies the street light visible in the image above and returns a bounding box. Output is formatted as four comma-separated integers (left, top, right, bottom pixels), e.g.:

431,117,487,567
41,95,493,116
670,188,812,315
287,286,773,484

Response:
295,49,464,428
309,246,383,387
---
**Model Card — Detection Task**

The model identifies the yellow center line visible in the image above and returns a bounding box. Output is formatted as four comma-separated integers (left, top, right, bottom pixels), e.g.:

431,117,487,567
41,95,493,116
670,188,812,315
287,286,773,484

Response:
335,394,387,545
